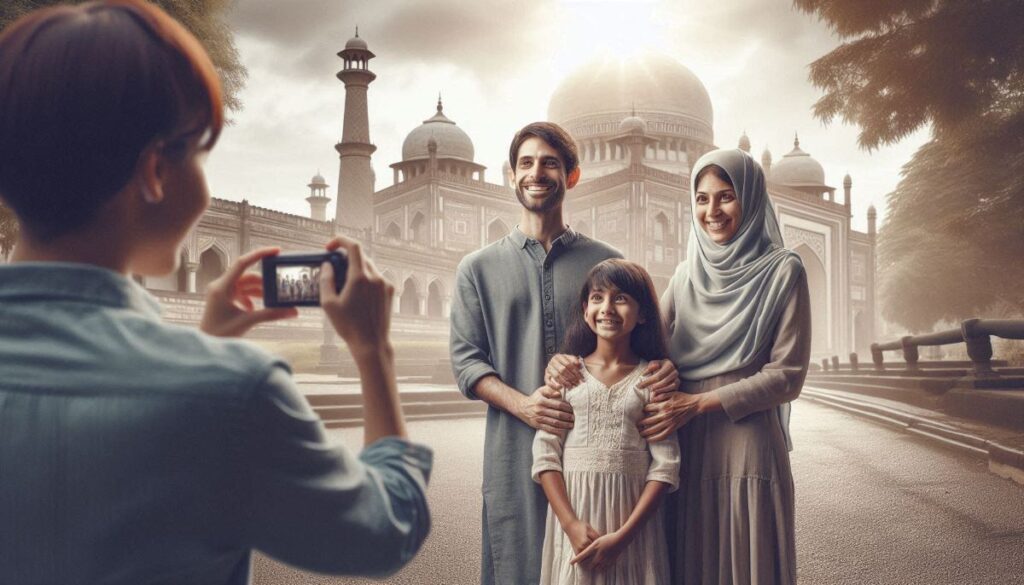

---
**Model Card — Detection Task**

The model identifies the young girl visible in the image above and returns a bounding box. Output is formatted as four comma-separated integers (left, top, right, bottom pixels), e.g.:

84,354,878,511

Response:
532,259,680,584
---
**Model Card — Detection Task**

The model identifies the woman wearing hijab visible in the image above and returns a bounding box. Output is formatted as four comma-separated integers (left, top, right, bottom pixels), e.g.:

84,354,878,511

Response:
640,148,812,584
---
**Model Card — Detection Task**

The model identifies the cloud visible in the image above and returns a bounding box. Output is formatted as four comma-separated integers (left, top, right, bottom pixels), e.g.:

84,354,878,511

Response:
227,0,554,84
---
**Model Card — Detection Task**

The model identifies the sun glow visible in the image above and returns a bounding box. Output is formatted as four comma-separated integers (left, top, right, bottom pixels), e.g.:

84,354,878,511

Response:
553,0,674,76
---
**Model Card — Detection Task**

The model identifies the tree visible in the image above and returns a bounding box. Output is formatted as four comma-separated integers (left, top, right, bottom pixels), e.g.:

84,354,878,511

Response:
795,0,1024,330
0,0,247,254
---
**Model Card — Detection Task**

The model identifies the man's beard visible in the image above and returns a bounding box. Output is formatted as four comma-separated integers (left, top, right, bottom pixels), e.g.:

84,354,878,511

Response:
514,178,565,213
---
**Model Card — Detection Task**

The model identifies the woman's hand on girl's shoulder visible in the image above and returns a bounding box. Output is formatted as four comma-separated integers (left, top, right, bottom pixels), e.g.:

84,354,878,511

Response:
545,354,584,390
200,247,299,338
636,360,679,395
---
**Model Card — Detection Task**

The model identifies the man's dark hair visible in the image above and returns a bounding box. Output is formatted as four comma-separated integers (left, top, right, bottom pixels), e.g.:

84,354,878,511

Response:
0,0,224,240
508,122,580,175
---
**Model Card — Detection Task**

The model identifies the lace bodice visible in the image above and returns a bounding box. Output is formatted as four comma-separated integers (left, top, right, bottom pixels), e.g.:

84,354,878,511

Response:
532,361,680,490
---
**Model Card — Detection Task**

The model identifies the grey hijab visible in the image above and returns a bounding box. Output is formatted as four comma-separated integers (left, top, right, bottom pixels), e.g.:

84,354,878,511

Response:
665,148,802,379
665,149,803,449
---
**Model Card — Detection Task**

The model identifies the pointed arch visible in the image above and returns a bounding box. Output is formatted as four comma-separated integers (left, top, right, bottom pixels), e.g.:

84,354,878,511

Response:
487,218,510,244
384,221,401,240
196,245,228,293
793,244,828,356
400,277,420,315
427,279,445,318
410,212,427,244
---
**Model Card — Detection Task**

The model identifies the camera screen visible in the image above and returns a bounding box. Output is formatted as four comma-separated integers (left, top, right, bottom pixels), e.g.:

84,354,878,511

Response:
275,265,321,303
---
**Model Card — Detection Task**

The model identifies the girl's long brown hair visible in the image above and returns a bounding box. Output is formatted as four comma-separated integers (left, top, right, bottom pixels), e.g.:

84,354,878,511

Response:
560,259,669,361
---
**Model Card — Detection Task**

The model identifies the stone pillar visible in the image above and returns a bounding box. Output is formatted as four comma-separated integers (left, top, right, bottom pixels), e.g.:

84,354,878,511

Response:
186,262,199,293
870,343,884,370
900,336,919,370
443,296,452,318
318,314,342,366
962,318,994,375
417,294,427,316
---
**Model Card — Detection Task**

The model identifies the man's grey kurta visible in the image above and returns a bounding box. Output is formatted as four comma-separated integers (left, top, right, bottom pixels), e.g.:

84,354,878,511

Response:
450,228,621,585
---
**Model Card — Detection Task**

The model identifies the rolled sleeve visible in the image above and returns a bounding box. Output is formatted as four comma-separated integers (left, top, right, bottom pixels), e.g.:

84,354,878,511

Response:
531,429,565,483
243,365,433,577
717,273,812,423
449,260,499,399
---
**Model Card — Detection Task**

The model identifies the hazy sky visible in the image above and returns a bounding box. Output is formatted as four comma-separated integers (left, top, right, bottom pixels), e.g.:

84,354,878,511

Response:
206,0,931,232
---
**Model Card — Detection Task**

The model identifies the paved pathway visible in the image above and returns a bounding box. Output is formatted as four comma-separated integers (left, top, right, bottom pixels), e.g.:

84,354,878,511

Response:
254,398,1024,584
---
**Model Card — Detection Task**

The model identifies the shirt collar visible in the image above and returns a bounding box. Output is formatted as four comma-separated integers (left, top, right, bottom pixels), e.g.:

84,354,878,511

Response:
0,262,163,318
511,225,578,249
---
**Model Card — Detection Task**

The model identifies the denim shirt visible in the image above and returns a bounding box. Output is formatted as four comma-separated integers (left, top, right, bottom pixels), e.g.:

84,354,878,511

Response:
0,263,432,585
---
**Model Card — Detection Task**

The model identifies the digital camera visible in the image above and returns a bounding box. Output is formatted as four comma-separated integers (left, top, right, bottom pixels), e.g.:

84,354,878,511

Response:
262,251,347,308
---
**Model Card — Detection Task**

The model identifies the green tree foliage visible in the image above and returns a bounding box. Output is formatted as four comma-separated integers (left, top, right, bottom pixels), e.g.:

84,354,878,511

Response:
0,0,246,254
795,0,1024,330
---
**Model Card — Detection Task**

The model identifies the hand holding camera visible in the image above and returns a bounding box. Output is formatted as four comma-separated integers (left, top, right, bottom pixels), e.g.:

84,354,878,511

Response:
200,247,300,338
318,235,395,356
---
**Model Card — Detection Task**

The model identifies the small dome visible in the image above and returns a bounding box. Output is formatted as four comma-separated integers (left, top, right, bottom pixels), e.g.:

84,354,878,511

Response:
843,172,852,187
310,171,327,185
761,148,772,165
619,115,647,134
770,134,826,187
867,204,877,216
345,27,367,50
401,98,474,162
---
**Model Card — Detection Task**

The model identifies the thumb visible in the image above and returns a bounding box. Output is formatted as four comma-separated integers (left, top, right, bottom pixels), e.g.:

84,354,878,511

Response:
319,262,336,305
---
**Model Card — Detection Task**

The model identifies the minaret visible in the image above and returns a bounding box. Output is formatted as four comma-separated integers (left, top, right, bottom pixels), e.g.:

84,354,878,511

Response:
867,204,877,237
761,148,772,175
334,28,377,231
306,171,331,221
843,172,852,212
738,131,751,153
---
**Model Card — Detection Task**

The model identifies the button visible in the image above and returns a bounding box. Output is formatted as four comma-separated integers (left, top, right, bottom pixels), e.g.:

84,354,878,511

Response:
546,320,553,327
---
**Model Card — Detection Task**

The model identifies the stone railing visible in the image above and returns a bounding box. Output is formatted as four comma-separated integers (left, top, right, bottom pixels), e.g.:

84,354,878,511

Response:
816,319,1024,375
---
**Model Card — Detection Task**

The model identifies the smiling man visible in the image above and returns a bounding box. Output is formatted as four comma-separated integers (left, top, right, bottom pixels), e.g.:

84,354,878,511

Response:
449,122,623,584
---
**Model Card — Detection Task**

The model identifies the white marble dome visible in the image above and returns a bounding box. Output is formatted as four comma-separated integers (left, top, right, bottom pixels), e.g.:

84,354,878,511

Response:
401,100,474,162
548,53,713,130
771,135,826,187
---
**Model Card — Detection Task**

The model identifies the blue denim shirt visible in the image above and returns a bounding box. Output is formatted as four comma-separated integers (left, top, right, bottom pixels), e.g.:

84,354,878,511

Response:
0,263,432,585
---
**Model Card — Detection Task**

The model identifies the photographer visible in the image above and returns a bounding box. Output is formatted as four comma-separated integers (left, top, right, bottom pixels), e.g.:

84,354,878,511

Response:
0,2,430,583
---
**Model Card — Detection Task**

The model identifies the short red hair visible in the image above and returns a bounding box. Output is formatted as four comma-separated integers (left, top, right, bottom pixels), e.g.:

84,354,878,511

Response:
0,0,224,239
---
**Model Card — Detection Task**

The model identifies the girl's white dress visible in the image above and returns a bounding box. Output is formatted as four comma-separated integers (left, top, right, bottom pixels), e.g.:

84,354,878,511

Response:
532,361,681,585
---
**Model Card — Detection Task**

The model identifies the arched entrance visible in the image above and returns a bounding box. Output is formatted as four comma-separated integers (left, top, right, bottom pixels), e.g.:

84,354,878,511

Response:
487,219,509,244
400,277,420,315
196,248,225,294
410,213,427,244
384,221,401,240
427,280,444,318
793,244,828,356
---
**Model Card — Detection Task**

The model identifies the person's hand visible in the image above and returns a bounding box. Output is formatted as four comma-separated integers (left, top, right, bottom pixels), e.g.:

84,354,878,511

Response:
516,385,574,435
571,529,629,570
640,392,705,442
637,359,679,398
200,247,299,337
320,235,394,356
564,519,602,555
545,354,584,390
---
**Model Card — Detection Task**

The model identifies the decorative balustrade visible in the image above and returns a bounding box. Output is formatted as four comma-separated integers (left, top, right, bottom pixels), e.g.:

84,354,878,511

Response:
867,319,1024,375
